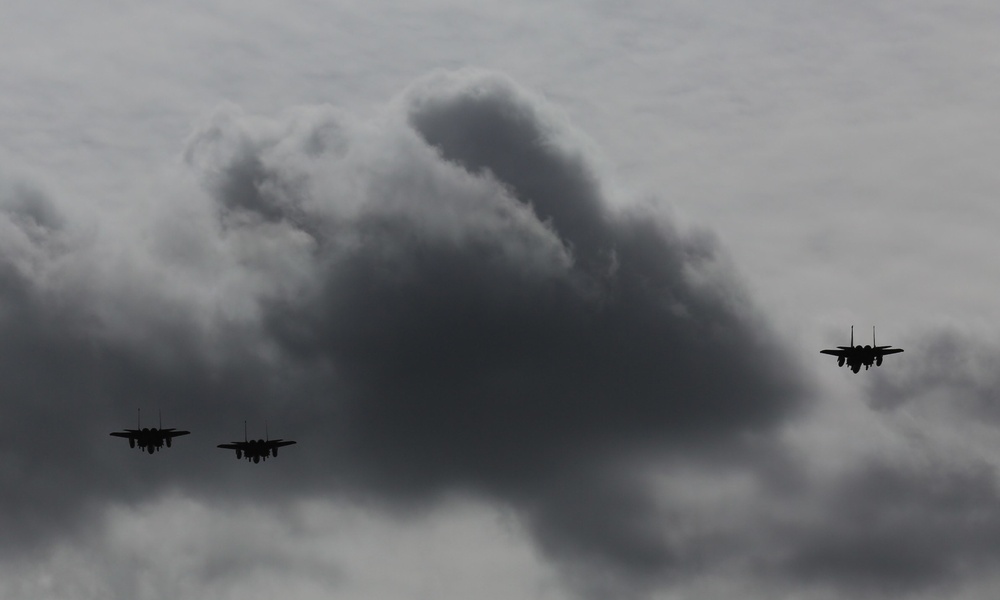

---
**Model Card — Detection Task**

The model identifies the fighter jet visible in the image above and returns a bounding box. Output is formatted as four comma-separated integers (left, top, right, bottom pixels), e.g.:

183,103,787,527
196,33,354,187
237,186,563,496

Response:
110,409,190,454
218,422,296,464
821,326,903,373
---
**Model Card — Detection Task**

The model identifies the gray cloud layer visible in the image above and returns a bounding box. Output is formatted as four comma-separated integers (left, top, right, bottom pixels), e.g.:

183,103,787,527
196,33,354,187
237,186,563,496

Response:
13,70,1000,599
0,71,808,591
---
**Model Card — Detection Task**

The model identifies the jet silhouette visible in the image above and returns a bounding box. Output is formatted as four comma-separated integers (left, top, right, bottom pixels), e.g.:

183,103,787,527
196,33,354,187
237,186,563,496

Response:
110,409,190,454
218,422,296,464
821,326,903,373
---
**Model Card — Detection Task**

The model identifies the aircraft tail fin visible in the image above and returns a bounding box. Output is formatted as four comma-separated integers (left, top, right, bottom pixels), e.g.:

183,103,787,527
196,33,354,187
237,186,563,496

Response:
244,420,248,443
137,408,141,429
851,325,854,347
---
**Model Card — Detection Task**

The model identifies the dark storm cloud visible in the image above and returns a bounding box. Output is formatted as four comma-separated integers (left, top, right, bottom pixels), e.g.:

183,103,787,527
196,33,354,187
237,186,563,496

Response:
0,70,809,593
182,70,810,593
406,76,612,271
0,184,112,551
772,456,1000,595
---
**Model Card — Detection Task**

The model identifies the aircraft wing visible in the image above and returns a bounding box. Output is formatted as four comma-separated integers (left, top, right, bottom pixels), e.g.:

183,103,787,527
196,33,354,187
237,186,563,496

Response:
162,429,191,438
875,348,904,356
109,431,136,438
267,440,297,448
217,442,245,450
820,349,848,356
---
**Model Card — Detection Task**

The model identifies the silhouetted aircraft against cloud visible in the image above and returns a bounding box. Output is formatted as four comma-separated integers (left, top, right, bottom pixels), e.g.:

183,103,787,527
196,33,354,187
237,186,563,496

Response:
110,409,190,454
218,422,296,464
821,326,903,373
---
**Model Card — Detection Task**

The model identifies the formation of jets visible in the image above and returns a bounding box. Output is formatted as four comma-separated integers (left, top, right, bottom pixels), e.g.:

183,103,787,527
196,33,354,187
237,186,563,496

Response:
110,410,296,462
108,324,900,458
820,326,904,373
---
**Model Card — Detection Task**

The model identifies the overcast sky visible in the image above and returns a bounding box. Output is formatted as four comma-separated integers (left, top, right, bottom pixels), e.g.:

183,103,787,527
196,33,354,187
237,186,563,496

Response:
4,2,1000,599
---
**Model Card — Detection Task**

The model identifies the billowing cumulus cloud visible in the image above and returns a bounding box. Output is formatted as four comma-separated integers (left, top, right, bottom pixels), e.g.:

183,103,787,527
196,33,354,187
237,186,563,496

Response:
187,70,810,587
0,70,813,595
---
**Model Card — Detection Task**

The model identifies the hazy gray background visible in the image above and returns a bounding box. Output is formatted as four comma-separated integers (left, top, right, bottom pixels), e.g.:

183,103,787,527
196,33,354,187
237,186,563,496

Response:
3,2,1000,599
